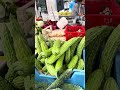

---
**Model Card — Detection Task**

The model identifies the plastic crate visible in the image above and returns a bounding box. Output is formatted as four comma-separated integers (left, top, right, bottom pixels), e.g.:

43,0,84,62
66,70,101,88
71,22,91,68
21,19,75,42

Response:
65,25,85,40
86,1,113,14
86,1,120,15
112,2,120,15
35,69,85,89
35,50,85,89
86,0,120,29
86,14,120,29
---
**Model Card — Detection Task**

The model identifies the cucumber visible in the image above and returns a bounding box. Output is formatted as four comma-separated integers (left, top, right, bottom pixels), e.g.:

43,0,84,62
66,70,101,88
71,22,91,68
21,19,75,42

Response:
86,69,104,90
103,77,119,90
42,66,47,72
47,37,79,64
40,48,52,58
35,35,42,55
77,59,84,70
99,25,120,77
55,54,64,72
65,48,71,64
46,69,73,90
76,36,85,59
45,59,57,77
86,26,113,47
52,40,61,55
68,55,79,69
70,38,81,59
86,26,114,79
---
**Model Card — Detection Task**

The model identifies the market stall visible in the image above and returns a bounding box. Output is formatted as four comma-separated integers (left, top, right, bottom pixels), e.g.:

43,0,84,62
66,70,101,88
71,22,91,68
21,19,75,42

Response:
35,0,85,25
35,0,85,90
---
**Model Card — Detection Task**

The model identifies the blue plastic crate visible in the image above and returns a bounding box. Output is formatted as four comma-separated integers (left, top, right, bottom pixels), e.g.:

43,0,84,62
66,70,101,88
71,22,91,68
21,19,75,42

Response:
35,69,85,89
35,50,85,89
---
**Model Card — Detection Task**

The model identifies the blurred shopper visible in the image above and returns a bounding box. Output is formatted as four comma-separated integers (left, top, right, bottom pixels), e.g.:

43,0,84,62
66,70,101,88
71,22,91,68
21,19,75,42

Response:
72,0,85,17
69,0,75,12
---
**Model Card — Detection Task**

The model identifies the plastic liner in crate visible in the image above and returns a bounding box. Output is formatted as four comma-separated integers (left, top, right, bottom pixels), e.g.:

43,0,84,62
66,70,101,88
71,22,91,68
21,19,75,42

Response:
35,50,85,89
86,15,120,29
65,25,85,40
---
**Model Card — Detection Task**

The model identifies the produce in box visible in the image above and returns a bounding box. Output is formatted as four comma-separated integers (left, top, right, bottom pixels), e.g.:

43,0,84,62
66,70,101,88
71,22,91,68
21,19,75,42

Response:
85,26,114,79
35,69,84,90
85,25,120,90
0,16,34,89
35,31,85,77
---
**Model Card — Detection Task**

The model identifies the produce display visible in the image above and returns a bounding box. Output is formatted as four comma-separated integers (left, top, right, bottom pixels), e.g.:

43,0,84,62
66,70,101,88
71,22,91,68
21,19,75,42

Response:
86,25,120,90
35,31,85,76
35,16,85,89
0,0,86,90
86,26,114,78
2,0,120,89
0,16,34,90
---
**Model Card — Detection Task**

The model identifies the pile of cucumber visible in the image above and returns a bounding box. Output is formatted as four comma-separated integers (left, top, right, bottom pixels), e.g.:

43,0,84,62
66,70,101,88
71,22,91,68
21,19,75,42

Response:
86,25,120,90
35,32,85,77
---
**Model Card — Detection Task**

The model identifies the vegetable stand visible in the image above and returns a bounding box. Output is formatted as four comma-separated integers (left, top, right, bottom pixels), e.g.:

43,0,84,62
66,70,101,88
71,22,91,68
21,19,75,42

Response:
35,49,85,88
35,17,85,89
35,0,85,89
